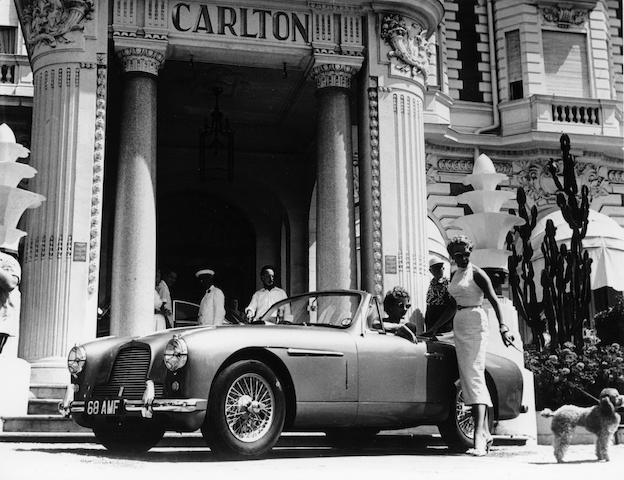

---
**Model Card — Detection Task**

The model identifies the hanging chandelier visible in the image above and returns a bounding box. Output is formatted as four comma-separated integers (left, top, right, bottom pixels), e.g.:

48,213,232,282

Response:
198,87,234,182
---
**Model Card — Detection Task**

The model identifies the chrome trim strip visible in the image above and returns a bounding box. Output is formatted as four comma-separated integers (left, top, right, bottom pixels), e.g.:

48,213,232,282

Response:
286,348,344,357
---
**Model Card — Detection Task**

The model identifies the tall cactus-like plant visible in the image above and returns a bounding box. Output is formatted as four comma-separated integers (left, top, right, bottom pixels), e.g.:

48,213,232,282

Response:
541,134,592,351
506,188,545,348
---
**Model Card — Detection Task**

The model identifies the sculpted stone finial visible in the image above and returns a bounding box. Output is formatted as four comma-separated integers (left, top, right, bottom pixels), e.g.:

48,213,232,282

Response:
22,0,95,48
380,14,433,81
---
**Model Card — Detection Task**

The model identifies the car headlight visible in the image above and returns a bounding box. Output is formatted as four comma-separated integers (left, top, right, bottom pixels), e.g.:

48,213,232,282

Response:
164,335,188,372
67,345,86,376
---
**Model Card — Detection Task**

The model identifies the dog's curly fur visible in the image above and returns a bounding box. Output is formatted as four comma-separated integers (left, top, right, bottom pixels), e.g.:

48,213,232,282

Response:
541,388,623,463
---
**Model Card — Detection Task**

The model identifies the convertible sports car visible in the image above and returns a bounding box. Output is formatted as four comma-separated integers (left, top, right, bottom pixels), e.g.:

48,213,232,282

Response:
60,290,525,458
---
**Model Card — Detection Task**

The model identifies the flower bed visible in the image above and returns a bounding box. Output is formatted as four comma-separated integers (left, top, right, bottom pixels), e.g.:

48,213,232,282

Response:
524,336,624,411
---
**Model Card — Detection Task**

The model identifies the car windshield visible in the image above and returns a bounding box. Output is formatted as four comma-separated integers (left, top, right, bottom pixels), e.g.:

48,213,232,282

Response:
259,292,363,329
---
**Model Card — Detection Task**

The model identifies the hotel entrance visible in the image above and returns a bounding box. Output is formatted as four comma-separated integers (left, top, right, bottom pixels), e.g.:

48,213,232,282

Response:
153,59,318,313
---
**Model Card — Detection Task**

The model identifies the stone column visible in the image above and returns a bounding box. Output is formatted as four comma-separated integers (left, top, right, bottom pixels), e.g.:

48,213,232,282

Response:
360,11,438,325
312,63,359,290
16,0,107,383
110,47,164,337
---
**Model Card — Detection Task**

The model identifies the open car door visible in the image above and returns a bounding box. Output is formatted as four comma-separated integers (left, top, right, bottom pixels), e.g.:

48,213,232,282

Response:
173,300,200,327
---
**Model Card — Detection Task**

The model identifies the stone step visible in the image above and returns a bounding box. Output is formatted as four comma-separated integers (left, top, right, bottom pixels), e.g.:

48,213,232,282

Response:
1,415,90,433
27,399,61,415
29,384,67,400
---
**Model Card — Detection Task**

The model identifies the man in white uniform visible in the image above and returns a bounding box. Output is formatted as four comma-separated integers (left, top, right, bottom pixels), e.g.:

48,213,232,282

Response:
196,268,226,326
245,265,288,321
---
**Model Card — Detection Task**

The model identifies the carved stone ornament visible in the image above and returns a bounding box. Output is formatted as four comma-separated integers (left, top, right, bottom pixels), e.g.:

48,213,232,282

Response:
541,6,587,28
512,160,609,205
22,0,95,48
311,64,357,89
380,14,433,81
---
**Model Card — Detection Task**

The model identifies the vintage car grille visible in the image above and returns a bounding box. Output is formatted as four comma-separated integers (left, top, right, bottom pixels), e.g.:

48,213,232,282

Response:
92,345,163,400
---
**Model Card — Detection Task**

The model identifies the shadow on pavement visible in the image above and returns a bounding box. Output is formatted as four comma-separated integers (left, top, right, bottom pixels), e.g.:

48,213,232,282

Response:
16,434,467,462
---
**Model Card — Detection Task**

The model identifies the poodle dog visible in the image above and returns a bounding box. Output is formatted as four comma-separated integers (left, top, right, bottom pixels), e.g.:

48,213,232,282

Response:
541,388,623,462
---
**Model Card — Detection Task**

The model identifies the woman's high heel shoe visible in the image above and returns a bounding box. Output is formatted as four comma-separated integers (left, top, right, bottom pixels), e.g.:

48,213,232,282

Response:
466,447,487,457
466,434,491,457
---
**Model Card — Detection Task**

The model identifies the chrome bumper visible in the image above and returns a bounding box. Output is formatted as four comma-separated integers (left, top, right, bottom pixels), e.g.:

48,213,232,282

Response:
58,381,207,418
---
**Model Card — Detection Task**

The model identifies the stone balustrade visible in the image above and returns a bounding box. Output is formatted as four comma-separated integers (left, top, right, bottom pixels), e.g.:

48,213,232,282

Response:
500,94,621,137
551,100,600,125
0,54,32,86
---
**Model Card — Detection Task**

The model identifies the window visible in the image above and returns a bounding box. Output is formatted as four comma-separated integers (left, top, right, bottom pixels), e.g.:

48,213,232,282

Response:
542,30,589,97
505,30,523,100
0,26,16,54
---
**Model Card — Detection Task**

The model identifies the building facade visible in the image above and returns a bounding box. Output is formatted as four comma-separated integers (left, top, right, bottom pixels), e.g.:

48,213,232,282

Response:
1,0,621,383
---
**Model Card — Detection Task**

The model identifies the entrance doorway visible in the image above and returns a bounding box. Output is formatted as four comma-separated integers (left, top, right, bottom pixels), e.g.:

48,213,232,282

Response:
157,192,255,316
154,59,317,312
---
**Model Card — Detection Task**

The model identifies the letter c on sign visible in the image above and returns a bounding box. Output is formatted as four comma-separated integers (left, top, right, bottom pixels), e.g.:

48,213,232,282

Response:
173,3,191,32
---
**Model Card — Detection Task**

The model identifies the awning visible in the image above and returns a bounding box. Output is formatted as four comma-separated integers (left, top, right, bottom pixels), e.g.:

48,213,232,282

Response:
530,209,624,292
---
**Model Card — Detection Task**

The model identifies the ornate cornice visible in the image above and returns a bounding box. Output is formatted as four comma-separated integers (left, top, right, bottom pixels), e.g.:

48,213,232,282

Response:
541,6,587,28
312,63,357,89
380,14,433,81
368,77,384,300
117,47,165,75
22,0,94,48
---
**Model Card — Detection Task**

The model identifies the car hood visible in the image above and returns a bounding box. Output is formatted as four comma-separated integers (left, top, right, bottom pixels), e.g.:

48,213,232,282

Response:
77,324,353,384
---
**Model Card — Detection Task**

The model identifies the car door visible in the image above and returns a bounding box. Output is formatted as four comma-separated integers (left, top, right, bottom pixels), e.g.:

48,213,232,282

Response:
354,298,430,425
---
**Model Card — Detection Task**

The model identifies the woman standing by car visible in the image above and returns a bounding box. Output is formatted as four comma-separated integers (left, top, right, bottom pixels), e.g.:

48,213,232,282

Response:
446,235,514,456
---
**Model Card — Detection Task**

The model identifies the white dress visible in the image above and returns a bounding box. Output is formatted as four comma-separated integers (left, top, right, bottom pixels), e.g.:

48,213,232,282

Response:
447,263,493,407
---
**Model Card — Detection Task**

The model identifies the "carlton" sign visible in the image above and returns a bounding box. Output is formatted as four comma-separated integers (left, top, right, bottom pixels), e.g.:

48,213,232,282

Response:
172,3,310,44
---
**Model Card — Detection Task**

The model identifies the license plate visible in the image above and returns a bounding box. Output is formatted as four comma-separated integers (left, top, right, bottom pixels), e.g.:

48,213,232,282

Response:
85,398,124,416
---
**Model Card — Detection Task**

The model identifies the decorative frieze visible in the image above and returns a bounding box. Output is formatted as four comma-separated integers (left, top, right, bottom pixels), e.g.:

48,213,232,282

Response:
541,6,587,28
512,160,610,205
608,170,624,184
22,0,95,48
368,77,384,299
380,14,433,81
117,47,165,75
309,2,363,56
312,63,357,89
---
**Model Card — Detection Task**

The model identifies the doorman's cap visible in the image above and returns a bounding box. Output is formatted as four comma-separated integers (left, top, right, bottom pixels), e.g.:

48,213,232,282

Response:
195,268,215,278
429,257,444,268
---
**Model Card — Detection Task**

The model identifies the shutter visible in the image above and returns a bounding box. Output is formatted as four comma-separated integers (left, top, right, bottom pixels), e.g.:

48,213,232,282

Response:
0,27,16,54
506,30,522,83
542,30,589,97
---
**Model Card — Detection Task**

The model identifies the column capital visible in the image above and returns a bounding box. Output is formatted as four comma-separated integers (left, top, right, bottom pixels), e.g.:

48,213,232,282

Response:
311,55,363,90
117,47,165,76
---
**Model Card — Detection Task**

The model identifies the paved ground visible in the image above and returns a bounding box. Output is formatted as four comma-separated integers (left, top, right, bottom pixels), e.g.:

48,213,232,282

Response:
1,434,622,480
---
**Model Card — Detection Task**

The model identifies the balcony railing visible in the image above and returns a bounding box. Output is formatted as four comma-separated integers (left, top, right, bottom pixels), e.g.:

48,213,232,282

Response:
0,53,33,98
500,94,621,137
551,103,600,125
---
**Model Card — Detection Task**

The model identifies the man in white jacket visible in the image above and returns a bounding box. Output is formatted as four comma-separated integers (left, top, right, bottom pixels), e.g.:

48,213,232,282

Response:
245,265,287,322
196,268,226,326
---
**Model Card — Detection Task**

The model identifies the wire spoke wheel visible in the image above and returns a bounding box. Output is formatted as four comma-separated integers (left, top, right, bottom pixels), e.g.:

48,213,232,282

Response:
455,389,474,440
224,373,275,443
